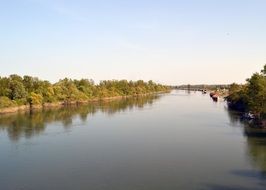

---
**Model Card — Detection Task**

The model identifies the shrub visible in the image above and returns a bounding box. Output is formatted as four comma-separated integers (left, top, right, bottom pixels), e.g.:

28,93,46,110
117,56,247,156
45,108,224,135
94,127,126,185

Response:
0,96,16,108
28,92,43,105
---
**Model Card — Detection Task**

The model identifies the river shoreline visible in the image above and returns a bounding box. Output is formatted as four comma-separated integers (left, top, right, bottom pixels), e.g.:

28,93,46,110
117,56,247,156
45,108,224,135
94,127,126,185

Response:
226,101,266,128
0,91,169,115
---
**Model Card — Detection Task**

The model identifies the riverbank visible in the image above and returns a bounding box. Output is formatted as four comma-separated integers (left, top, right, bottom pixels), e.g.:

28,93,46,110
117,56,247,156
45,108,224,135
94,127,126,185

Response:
225,65,266,127
226,99,266,128
0,91,169,115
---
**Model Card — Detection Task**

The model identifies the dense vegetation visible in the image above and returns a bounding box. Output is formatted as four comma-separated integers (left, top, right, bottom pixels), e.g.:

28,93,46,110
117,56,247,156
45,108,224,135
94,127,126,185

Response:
226,64,266,118
0,75,169,109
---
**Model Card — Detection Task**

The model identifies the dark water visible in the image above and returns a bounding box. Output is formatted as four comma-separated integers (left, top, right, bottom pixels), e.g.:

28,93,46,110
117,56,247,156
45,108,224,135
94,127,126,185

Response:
0,90,266,190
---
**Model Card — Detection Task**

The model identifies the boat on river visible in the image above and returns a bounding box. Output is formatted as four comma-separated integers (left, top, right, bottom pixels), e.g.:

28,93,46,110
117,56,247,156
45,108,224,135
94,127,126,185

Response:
210,92,215,97
212,94,218,101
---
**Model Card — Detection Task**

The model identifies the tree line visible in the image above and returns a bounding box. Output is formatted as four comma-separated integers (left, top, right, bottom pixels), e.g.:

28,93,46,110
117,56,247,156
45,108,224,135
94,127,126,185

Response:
226,64,266,119
0,75,169,108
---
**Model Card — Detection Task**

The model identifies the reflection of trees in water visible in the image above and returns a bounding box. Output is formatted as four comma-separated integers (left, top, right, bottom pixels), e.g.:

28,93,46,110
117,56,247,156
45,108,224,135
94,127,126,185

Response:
0,95,160,142
0,105,97,141
227,109,266,174
226,109,243,126
98,96,154,115
245,127,266,174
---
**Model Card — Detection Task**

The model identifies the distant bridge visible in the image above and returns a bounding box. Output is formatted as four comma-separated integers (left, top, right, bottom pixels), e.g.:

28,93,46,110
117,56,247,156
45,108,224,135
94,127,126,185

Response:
175,84,230,91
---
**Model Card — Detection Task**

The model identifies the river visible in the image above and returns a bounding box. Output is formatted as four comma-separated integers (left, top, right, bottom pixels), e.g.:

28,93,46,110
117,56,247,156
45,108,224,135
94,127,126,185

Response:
0,90,265,190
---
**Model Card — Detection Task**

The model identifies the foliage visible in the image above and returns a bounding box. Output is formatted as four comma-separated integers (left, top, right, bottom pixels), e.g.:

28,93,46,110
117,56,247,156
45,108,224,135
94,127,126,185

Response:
28,92,43,105
0,75,169,109
0,96,16,108
227,64,266,118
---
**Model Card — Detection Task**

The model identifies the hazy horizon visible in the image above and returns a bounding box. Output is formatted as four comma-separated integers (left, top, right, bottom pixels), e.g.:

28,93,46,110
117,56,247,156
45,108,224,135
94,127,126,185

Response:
0,0,265,85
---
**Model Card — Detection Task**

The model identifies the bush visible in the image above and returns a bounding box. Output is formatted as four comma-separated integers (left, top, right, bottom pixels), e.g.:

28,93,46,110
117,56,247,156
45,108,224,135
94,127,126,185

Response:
28,92,43,105
0,96,16,108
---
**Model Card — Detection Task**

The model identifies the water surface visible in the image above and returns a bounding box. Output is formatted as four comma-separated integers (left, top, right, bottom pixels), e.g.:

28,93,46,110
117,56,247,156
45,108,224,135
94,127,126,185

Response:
0,91,265,190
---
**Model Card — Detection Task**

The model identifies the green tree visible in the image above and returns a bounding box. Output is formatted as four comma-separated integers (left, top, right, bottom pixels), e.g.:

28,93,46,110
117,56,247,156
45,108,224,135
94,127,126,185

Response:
0,77,11,97
246,72,266,116
227,64,266,117
28,92,43,105
9,80,27,100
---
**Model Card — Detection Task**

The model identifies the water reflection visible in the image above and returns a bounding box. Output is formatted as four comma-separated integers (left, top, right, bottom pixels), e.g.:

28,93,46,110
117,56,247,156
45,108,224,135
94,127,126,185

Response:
245,130,266,174
227,110,266,175
0,95,160,142
226,110,243,126
1,90,266,190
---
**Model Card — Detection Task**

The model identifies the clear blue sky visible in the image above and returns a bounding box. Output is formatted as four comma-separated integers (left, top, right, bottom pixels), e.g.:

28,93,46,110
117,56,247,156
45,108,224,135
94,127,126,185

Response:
0,0,265,85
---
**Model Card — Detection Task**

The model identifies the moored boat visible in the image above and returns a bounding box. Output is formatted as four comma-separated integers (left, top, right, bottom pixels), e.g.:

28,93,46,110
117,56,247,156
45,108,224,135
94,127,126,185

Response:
212,94,218,101
210,92,215,97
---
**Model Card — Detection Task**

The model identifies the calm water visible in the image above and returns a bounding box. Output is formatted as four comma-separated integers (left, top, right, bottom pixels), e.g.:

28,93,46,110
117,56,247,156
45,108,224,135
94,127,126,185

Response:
0,90,266,190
